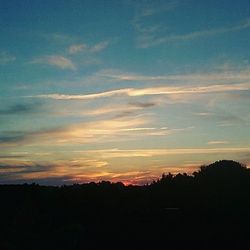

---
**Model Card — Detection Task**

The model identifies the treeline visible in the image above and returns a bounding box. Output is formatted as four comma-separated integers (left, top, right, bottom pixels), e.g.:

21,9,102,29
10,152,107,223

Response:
0,160,250,250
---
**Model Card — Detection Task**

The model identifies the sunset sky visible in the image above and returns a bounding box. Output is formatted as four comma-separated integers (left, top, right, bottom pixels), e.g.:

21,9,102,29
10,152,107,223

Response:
1,0,250,185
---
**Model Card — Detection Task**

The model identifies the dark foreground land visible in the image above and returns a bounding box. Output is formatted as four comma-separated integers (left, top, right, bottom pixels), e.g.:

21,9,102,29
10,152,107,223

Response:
1,160,250,250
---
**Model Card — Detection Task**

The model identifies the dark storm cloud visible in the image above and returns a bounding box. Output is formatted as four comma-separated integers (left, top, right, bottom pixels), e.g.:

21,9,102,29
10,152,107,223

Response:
128,101,156,108
0,163,53,174
0,125,67,146
0,134,26,144
113,101,157,118
113,111,136,119
0,155,26,159
0,165,76,185
0,102,42,115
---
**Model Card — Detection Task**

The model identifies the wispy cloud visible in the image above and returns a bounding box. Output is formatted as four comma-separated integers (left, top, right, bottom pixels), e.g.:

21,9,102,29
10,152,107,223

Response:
134,13,250,48
0,153,200,185
78,147,250,159
69,44,87,54
68,41,109,55
29,82,250,101
134,1,178,19
79,102,155,117
0,158,110,184
133,0,178,32
0,145,249,184
89,41,109,52
51,100,157,119
193,110,246,126
31,55,76,70
0,116,147,146
207,141,229,145
98,67,250,84
0,160,153,185
193,112,213,116
0,51,16,65
32,89,131,100
0,116,192,147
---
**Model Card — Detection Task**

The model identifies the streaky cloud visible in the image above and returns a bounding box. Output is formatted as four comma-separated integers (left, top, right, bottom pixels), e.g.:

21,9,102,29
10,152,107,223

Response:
31,55,76,70
137,18,250,48
89,41,110,53
79,147,250,158
68,41,109,55
29,89,133,100
80,102,154,116
99,68,250,83
28,83,250,101
207,141,229,145
0,116,150,146
69,44,87,54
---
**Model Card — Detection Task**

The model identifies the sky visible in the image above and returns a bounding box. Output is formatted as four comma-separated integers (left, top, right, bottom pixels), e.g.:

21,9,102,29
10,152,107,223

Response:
0,0,250,185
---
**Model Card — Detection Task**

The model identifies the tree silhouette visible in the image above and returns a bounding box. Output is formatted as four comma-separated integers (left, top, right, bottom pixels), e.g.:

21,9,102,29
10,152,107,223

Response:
195,160,247,177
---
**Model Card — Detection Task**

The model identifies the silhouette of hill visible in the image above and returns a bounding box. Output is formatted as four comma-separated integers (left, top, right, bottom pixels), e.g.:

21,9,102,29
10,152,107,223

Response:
0,160,250,250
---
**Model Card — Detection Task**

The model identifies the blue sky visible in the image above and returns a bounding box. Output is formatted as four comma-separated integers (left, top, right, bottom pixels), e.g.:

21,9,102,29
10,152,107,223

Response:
0,0,250,185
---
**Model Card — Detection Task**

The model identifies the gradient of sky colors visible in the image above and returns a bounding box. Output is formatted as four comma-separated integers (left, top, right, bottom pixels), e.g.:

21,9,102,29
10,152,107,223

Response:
1,0,250,185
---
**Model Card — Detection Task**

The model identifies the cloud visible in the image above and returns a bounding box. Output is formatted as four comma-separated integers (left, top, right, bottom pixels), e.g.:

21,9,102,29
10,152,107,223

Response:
0,145,249,185
98,67,250,83
0,115,192,147
193,110,246,125
134,15,250,48
75,102,156,117
79,105,138,117
0,116,147,146
132,0,178,45
207,141,229,145
89,41,110,52
0,156,192,185
78,147,250,159
39,66,250,93
29,82,250,101
32,55,76,70
0,103,41,115
135,3,176,19
68,41,109,55
193,112,213,116
0,52,16,65
0,162,51,174
0,133,26,144
69,44,87,54
128,101,157,108
1,145,249,185
0,158,109,184
30,89,132,100
65,117,147,136
0,155,26,159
